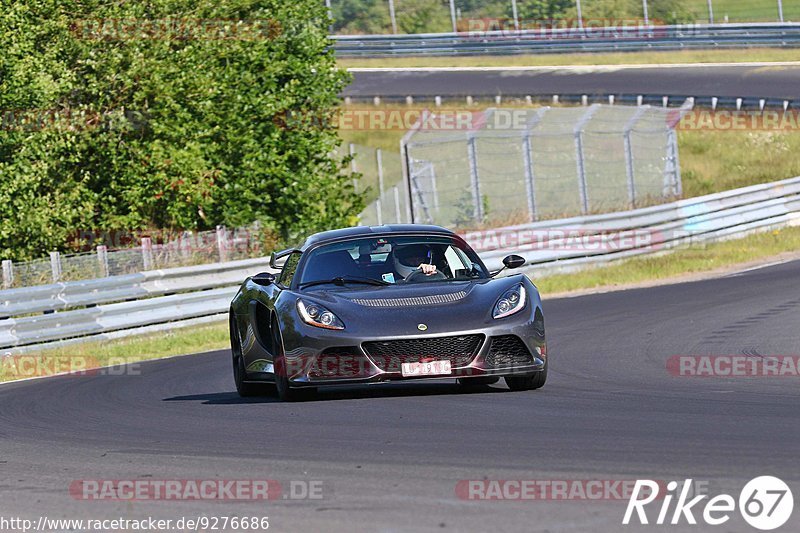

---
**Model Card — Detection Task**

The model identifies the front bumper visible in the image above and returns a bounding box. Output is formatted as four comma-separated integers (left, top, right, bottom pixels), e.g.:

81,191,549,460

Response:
281,314,546,387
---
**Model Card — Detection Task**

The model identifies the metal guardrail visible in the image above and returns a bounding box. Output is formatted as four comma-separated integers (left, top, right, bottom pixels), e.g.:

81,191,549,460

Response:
474,175,800,273
2,175,800,352
333,23,800,57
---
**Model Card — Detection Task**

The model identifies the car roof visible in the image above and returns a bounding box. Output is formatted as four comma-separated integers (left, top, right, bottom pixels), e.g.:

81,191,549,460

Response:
300,224,456,251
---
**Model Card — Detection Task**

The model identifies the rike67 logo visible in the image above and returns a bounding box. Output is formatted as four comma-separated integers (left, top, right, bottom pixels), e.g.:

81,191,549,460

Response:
623,476,794,530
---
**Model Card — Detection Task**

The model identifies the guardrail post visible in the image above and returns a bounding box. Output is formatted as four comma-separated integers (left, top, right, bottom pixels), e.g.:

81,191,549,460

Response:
49,251,62,283
216,226,229,263
376,148,384,225
2,260,13,289
467,134,484,223
574,105,599,215
96,245,109,277
141,237,154,270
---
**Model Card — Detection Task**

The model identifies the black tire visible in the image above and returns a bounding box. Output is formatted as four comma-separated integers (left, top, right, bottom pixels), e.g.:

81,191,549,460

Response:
230,314,266,397
504,360,548,391
271,319,307,402
456,376,499,387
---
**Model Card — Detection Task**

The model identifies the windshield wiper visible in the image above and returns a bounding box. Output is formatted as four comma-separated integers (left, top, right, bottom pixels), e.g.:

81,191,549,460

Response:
299,276,390,289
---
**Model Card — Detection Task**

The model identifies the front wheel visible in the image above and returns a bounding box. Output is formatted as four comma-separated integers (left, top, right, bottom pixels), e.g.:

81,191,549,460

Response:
504,361,547,391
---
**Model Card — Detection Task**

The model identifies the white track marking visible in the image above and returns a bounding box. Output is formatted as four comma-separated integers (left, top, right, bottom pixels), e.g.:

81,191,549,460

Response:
347,62,800,73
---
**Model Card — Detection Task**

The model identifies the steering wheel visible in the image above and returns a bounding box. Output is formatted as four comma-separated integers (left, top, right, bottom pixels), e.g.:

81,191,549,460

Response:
404,268,447,283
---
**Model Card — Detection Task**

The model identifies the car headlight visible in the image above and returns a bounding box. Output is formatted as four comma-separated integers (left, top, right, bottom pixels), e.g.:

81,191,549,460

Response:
297,299,345,330
493,284,526,319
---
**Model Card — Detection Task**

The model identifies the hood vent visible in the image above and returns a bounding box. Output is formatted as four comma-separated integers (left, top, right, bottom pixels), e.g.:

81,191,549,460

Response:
350,290,467,308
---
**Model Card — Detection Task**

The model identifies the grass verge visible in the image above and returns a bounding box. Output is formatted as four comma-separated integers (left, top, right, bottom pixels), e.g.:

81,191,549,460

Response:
533,225,800,295
1,321,229,383
339,48,800,69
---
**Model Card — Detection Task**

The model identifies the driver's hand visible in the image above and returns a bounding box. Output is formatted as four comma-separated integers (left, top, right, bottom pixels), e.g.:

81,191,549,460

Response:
419,263,437,275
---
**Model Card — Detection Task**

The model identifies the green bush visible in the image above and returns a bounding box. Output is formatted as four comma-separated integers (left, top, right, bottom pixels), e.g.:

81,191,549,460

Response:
0,0,361,261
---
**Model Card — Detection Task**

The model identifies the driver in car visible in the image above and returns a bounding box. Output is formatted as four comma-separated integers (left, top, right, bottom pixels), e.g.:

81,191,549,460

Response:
393,244,439,279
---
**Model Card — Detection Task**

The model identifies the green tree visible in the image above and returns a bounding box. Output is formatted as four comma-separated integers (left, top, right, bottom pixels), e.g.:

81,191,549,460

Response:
0,0,361,260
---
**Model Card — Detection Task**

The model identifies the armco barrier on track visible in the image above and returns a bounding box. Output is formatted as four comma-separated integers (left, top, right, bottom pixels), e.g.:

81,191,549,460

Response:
333,23,800,57
2,175,800,352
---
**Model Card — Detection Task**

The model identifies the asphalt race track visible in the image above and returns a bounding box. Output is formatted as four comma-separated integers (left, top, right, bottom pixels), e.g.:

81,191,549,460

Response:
345,64,800,101
2,259,800,532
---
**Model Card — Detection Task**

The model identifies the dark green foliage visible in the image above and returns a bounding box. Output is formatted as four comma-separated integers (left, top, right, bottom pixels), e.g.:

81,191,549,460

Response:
0,0,361,260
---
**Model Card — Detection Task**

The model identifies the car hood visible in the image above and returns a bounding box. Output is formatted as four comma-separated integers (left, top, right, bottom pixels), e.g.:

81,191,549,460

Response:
289,276,528,335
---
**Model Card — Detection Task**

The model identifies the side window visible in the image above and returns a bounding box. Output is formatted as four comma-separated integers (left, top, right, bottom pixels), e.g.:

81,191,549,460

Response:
278,252,301,287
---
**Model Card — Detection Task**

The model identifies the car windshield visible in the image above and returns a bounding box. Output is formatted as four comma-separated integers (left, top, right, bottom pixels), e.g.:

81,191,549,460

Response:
297,235,487,288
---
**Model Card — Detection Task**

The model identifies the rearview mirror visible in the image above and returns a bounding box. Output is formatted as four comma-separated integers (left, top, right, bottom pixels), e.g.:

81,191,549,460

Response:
502,255,526,269
252,272,276,286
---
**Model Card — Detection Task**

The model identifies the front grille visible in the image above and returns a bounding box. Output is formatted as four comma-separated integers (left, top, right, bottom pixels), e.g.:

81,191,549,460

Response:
351,291,467,308
363,334,484,372
485,335,533,367
307,347,368,379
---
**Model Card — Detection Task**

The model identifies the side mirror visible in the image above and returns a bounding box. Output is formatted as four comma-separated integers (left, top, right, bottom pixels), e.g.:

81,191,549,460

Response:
252,272,276,286
502,254,526,269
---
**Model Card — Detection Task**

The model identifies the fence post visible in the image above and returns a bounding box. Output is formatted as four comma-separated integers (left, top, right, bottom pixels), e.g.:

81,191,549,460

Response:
388,0,398,34
49,251,62,283
466,134,484,223
706,0,714,23
642,0,649,25
511,0,520,31
141,237,154,270
180,231,192,261
623,106,649,209
393,187,402,224
376,148,384,225
96,245,110,277
522,134,537,222
449,0,457,33
2,260,13,289
574,105,599,215
325,0,333,33
778,0,784,22
521,107,548,222
429,163,440,214
216,225,229,263
349,143,358,192
400,110,427,223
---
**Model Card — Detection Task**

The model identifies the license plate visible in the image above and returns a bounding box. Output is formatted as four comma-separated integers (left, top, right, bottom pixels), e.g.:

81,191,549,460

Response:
401,360,452,377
